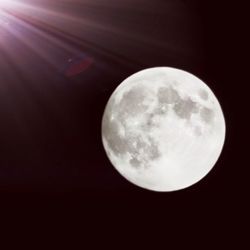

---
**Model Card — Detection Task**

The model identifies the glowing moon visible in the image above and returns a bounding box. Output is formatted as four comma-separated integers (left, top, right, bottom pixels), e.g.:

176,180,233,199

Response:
102,67,226,192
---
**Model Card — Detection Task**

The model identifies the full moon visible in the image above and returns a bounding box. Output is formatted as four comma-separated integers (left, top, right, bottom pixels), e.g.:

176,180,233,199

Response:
102,67,226,192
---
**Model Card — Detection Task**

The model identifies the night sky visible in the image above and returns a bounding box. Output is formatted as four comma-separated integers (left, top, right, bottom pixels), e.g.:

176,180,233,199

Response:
0,0,246,239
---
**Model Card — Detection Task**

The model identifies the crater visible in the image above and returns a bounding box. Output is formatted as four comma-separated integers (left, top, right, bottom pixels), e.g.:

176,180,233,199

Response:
146,136,161,161
157,86,180,105
174,97,199,120
118,86,149,117
129,135,161,169
154,105,168,116
200,107,214,123
141,113,159,130
130,157,141,168
199,89,209,100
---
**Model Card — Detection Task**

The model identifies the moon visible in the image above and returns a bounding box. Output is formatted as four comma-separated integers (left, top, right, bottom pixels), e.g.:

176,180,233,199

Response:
101,67,226,192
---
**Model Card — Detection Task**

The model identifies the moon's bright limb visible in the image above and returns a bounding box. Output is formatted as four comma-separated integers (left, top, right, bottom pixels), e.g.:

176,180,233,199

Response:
102,67,226,192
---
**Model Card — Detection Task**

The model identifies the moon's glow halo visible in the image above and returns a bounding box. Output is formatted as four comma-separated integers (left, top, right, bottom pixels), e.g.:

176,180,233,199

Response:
102,67,226,192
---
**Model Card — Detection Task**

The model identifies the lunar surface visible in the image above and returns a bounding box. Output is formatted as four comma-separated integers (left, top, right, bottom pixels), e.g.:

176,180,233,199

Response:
102,67,226,191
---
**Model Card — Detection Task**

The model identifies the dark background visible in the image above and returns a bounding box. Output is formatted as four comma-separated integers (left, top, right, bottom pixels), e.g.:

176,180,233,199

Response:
0,0,246,243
